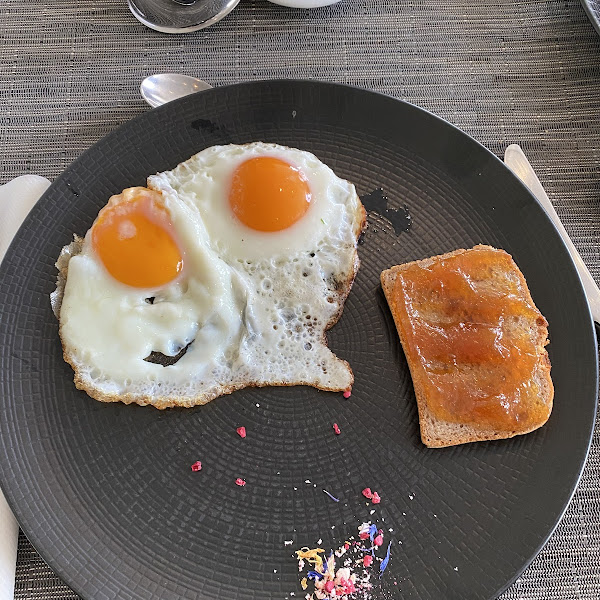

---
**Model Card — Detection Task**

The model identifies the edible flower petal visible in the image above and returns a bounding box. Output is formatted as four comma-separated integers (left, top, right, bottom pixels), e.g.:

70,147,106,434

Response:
380,541,392,576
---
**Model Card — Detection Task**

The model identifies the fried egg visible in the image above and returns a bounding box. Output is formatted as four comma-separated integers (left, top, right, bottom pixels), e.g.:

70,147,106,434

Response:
54,142,366,408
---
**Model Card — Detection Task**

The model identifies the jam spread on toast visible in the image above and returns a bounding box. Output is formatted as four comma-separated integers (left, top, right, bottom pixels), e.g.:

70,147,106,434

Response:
391,247,549,431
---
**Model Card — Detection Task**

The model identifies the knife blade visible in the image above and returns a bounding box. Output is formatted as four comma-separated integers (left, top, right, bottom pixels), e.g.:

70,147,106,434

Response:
504,144,600,327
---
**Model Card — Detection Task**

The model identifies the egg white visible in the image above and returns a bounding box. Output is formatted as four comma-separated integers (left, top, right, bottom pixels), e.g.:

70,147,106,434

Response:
148,142,358,262
57,143,365,407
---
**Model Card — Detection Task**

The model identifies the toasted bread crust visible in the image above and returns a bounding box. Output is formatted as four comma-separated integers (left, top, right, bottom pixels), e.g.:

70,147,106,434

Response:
381,245,553,448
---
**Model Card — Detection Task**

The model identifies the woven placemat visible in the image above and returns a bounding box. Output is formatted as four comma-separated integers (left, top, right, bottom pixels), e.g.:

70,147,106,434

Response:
2,1,600,598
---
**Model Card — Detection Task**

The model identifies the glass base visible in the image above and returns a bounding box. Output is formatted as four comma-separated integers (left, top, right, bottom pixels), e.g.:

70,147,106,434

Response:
128,0,240,34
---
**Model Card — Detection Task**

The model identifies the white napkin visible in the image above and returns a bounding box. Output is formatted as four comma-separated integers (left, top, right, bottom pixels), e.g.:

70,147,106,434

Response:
0,174,51,600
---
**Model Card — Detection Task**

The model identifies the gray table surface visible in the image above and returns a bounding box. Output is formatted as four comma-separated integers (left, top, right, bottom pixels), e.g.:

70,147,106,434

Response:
2,0,600,598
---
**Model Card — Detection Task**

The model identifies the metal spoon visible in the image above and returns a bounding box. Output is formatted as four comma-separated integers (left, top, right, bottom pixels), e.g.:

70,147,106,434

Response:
140,73,212,108
128,0,240,34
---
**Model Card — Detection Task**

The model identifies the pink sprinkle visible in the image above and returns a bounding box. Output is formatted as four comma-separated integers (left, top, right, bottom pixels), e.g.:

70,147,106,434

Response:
362,487,373,499
235,478,246,487
343,389,351,398
236,426,247,438
359,531,369,540
374,534,384,547
345,581,356,594
324,581,335,593
363,554,373,567
372,491,381,504
344,542,350,549
190,461,202,472
333,423,341,435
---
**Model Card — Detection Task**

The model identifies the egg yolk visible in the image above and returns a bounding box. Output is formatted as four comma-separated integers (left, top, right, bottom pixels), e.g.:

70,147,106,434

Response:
91,188,183,288
229,156,312,232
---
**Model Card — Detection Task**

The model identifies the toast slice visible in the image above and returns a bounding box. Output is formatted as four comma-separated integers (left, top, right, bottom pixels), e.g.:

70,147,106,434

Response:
381,245,553,448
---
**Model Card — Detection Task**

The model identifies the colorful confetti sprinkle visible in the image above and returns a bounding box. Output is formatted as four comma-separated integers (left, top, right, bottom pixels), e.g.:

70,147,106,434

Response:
235,478,246,486
367,524,378,544
295,521,392,599
296,548,326,572
190,461,202,472
236,426,247,438
322,489,340,502
333,423,341,435
380,541,392,576
343,389,351,398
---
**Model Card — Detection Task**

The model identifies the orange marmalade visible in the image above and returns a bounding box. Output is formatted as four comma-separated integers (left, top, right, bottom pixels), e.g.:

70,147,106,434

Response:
390,247,550,432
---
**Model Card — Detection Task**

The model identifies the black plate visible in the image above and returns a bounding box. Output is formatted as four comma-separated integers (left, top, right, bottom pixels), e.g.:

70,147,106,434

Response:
581,0,600,35
0,80,597,600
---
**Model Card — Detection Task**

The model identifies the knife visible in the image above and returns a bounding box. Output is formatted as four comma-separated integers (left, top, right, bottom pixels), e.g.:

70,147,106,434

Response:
504,144,600,328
